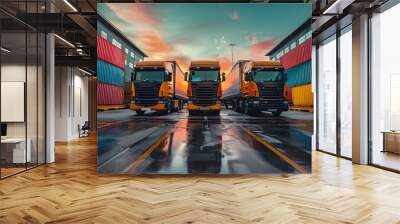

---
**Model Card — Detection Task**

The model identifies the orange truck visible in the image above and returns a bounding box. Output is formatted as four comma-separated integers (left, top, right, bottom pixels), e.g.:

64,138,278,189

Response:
221,60,289,116
130,61,188,115
185,60,225,116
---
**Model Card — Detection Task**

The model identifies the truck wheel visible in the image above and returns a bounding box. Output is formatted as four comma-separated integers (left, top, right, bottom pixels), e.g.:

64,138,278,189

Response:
272,111,282,117
136,110,145,116
244,101,249,115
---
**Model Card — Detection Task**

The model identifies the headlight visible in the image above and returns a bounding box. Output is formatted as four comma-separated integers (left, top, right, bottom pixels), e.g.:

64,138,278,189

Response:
158,100,164,104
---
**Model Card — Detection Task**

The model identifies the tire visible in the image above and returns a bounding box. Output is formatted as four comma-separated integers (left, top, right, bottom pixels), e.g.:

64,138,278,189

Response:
272,111,282,117
244,101,249,115
136,110,145,116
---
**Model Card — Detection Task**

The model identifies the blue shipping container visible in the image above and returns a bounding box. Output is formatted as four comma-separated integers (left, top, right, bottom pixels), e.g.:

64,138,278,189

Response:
97,60,125,86
285,61,311,87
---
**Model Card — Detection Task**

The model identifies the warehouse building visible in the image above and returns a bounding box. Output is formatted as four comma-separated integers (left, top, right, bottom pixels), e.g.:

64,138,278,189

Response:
266,20,313,113
97,15,147,109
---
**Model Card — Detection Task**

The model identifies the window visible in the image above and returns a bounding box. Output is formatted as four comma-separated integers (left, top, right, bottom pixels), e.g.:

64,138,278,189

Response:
284,47,289,54
101,30,107,39
112,38,122,49
370,3,400,171
125,48,129,54
129,62,134,69
339,27,352,158
299,34,307,44
290,41,297,50
305,31,312,40
130,52,135,59
317,35,337,154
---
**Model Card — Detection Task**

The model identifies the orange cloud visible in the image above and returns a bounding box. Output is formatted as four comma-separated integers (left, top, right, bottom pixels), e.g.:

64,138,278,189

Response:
138,31,173,55
250,39,276,56
107,4,158,26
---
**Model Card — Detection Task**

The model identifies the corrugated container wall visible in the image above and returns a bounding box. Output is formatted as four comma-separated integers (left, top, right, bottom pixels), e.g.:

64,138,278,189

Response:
286,61,311,87
291,84,313,106
97,36,125,69
97,83,124,105
280,39,312,70
97,60,125,86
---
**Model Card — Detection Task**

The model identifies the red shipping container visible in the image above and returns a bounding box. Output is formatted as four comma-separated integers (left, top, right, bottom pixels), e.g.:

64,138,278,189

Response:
97,36,125,69
97,82,124,105
280,39,312,70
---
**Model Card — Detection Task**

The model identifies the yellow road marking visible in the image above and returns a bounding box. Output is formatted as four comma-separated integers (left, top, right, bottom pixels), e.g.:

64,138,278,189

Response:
241,127,307,174
125,131,171,173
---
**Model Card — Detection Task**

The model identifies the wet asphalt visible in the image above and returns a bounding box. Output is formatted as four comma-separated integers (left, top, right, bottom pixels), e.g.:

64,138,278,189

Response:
97,108,313,174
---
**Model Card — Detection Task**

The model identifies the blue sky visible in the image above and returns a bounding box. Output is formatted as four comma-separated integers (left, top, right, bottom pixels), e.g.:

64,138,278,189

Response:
98,3,311,72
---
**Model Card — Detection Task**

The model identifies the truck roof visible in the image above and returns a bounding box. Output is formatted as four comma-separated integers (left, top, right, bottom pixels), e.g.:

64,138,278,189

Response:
190,60,220,69
135,61,167,68
252,61,283,69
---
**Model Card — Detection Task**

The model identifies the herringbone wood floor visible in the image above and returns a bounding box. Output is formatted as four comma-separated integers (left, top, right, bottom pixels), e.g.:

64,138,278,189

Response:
1,135,400,224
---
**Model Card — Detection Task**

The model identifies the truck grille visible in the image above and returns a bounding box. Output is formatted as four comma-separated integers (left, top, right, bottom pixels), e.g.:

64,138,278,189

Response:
257,82,285,108
134,82,161,106
191,82,218,106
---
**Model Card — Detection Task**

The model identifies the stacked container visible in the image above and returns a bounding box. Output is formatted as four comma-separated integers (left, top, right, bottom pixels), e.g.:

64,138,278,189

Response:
280,39,313,110
97,36,126,106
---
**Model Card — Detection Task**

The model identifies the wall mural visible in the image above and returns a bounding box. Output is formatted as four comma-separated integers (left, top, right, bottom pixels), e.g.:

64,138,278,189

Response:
97,3,313,175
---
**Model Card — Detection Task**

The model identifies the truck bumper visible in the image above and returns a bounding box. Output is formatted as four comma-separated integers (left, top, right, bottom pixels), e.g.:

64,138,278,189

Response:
187,103,221,111
130,103,167,111
251,101,289,112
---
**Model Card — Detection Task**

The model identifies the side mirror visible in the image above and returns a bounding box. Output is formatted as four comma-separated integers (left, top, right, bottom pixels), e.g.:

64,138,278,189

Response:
221,73,226,82
244,73,250,81
132,71,136,81
167,72,173,81
184,72,188,81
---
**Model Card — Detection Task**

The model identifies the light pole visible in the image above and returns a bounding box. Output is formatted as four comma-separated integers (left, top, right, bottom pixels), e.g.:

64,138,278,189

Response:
228,43,236,66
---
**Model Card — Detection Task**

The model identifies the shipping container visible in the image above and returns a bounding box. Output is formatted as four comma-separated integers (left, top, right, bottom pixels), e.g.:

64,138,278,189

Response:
97,36,125,69
97,60,125,86
286,61,311,87
97,82,124,105
280,39,312,70
291,83,313,106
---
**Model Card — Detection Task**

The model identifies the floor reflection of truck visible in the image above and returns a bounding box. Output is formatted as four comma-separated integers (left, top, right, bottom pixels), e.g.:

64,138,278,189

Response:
221,60,288,116
130,61,188,115
185,60,224,116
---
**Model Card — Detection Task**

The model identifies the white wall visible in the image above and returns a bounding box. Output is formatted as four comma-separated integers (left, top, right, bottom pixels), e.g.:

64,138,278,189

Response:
55,67,89,141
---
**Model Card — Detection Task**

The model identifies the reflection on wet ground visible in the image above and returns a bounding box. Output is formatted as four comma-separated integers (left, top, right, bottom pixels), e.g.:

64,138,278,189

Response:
97,109,312,174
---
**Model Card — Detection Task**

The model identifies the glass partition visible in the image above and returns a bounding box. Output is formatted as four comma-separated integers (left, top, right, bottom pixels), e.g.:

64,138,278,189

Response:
339,26,352,158
0,2,46,179
317,35,337,154
370,3,400,171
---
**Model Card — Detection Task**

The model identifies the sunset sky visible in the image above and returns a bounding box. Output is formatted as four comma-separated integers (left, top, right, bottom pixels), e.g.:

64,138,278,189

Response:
98,3,311,73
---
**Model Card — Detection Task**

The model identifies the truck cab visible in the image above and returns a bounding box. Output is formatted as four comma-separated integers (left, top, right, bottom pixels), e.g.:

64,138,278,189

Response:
185,60,224,116
221,60,288,116
130,61,187,115
247,61,288,116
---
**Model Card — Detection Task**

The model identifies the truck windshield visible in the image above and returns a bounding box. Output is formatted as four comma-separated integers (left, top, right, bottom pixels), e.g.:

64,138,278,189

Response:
135,70,165,82
253,70,282,82
190,70,219,82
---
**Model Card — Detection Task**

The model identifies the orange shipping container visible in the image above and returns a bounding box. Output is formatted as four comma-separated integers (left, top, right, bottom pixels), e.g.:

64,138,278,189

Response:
292,84,313,106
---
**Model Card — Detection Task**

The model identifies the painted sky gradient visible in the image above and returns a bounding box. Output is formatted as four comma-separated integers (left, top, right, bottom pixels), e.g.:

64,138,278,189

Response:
98,3,311,73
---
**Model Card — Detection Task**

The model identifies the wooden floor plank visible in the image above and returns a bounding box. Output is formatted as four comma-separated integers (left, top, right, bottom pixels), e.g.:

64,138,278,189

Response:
0,135,400,223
